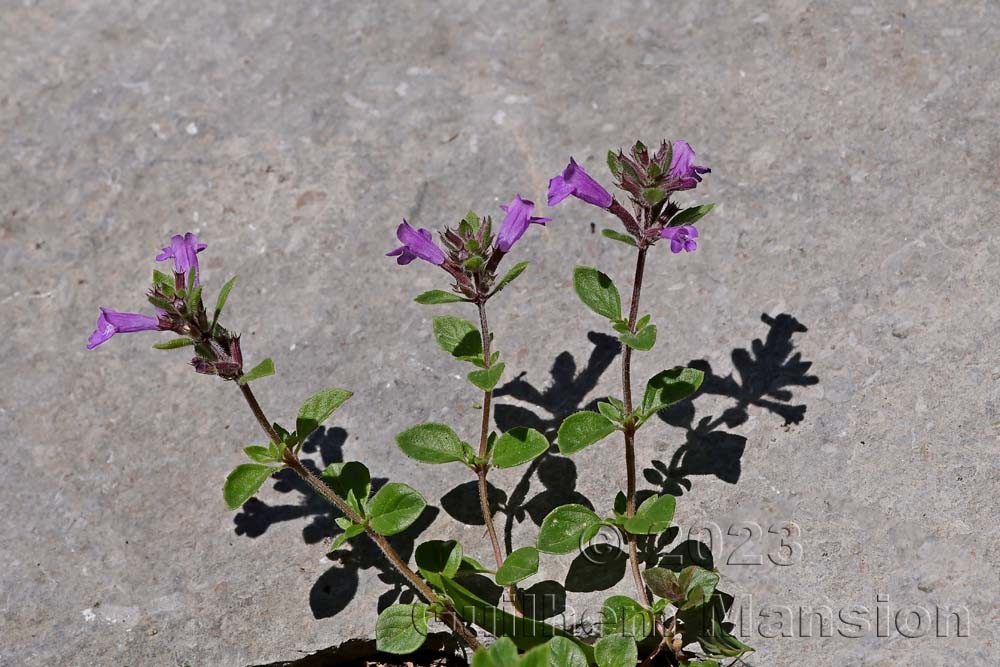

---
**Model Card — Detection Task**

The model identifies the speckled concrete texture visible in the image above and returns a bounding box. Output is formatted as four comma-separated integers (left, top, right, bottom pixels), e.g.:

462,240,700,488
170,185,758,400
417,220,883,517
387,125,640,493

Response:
1,1,998,665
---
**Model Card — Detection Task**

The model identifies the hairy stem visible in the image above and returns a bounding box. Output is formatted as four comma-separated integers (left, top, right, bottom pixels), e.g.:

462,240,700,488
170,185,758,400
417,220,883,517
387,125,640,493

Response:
621,247,652,607
237,383,481,649
475,301,523,616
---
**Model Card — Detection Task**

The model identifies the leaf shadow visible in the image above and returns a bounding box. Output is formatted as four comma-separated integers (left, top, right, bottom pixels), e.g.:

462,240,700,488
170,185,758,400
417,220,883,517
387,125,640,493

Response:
643,312,819,497
233,426,440,619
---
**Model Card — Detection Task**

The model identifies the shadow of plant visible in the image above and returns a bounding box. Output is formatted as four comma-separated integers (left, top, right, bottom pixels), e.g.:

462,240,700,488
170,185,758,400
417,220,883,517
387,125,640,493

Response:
644,312,819,497
230,313,817,628
234,426,439,619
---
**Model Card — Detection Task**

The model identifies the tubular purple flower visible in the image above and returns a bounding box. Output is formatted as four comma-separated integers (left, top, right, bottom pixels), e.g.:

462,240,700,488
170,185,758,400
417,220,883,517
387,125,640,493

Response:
87,308,164,349
386,220,447,266
660,226,699,253
668,141,711,190
494,195,551,253
547,158,613,209
156,232,208,283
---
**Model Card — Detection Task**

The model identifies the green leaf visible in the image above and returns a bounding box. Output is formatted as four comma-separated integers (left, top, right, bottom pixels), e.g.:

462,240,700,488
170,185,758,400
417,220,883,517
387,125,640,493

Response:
518,644,550,667
238,358,275,385
596,401,622,423
491,427,549,469
321,462,371,514
557,411,617,455
186,284,203,314
375,603,429,654
669,203,715,227
695,621,753,659
606,150,622,176
368,483,427,535
472,637,519,667
464,210,481,229
415,540,464,579
641,187,666,205
415,289,466,305
432,315,483,361
152,269,173,289
211,275,238,329
296,388,353,441
492,260,530,295
640,367,705,419
152,338,194,350
624,493,675,535
601,229,637,247
619,324,657,351
440,577,593,661
495,546,539,585
537,504,601,554
458,555,493,575
329,522,364,552
244,445,276,463
573,266,622,321
223,464,274,510
468,362,505,392
546,636,588,667
645,566,720,610
601,596,653,640
395,422,466,464
594,635,637,667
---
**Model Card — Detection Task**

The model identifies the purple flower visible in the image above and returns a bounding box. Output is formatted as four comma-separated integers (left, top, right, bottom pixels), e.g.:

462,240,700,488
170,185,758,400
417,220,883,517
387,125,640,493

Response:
494,195,551,253
386,220,447,266
156,232,208,283
668,141,711,190
660,226,699,253
87,308,163,349
547,158,613,209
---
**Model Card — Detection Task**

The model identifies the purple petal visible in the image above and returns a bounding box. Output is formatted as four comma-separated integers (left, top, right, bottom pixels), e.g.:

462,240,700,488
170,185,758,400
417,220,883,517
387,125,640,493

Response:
495,194,547,252
669,140,696,179
686,226,699,239
660,227,679,240
547,174,574,206
87,308,161,349
684,238,698,252
670,237,683,253
156,232,207,284
563,158,613,208
392,220,446,265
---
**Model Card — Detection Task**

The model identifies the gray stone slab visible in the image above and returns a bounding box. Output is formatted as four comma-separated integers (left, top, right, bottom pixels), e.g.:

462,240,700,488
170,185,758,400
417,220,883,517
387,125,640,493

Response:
1,1,998,665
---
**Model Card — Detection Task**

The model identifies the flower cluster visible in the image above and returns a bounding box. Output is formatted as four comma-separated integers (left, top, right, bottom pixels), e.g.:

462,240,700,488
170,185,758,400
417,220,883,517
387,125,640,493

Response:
386,194,548,301
87,233,244,380
546,139,712,252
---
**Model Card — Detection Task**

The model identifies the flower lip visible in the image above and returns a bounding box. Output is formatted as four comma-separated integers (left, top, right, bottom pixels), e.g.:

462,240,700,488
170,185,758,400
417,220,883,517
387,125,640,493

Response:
495,194,551,253
386,220,446,266
547,157,613,209
660,225,699,253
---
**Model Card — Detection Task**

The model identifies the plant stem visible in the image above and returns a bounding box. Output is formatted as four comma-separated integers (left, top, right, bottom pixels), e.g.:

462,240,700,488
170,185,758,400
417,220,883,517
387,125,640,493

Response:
475,301,523,616
621,247,652,607
237,383,481,650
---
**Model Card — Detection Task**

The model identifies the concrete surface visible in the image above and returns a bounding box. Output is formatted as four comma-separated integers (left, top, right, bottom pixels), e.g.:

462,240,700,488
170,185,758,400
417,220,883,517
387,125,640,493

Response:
1,1,998,665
